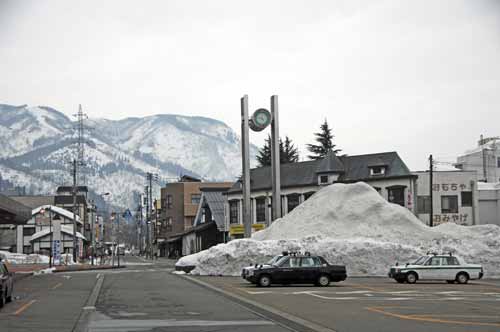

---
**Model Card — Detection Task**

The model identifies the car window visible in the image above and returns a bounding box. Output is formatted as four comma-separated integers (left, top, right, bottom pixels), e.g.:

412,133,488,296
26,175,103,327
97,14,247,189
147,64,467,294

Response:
442,257,459,266
425,257,442,266
289,257,300,268
0,264,5,275
277,257,290,267
301,257,317,267
3,264,8,274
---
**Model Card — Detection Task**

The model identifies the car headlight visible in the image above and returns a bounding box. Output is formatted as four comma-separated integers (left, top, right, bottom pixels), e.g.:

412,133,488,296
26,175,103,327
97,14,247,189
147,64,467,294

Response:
247,270,254,276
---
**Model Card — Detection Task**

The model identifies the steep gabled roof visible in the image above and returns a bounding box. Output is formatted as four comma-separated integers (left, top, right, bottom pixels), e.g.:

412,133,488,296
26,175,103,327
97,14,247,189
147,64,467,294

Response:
32,205,82,224
30,224,86,241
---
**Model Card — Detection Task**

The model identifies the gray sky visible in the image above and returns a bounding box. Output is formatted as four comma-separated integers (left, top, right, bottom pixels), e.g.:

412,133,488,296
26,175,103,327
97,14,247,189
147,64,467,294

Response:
1,0,499,170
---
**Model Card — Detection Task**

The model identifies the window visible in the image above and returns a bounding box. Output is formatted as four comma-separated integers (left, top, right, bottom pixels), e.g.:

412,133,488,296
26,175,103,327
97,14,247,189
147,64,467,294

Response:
166,195,173,209
319,175,329,184
369,166,386,176
191,194,201,204
387,187,405,206
255,197,266,222
372,186,382,194
23,227,36,237
461,192,472,207
304,192,316,200
441,195,458,213
442,257,459,266
23,245,32,254
417,196,431,214
287,194,300,212
301,257,321,267
425,257,442,266
279,257,300,267
229,200,239,224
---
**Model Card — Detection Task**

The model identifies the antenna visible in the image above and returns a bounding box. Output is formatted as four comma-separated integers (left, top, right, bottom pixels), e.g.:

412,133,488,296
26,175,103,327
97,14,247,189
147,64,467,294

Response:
73,104,92,184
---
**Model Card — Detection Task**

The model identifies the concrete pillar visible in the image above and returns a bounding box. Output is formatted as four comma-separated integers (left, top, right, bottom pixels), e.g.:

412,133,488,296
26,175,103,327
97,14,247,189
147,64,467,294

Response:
251,198,257,224
282,195,288,216
239,199,243,225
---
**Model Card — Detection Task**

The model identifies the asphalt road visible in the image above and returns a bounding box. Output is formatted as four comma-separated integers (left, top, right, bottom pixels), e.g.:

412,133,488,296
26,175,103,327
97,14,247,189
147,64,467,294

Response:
0,257,294,332
3,257,499,332
199,275,500,332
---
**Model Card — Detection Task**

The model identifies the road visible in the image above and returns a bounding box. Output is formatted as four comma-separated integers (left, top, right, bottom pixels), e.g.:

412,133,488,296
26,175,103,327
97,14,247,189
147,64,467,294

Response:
1,257,499,332
0,256,293,332
200,275,500,332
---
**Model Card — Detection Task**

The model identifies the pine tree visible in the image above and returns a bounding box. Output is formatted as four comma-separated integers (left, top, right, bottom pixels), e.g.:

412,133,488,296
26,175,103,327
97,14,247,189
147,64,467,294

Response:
306,119,341,160
256,135,299,167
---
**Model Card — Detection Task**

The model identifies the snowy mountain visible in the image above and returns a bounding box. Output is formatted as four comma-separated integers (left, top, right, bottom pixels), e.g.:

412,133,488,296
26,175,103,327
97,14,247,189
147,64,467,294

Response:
0,104,256,207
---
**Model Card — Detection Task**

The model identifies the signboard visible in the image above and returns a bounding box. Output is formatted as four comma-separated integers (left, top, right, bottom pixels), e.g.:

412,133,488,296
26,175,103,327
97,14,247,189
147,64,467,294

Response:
230,223,266,235
52,240,61,263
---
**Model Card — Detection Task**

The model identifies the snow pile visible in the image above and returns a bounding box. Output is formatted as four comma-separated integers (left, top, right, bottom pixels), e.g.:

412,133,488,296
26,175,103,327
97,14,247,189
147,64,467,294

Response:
177,182,500,277
0,251,50,264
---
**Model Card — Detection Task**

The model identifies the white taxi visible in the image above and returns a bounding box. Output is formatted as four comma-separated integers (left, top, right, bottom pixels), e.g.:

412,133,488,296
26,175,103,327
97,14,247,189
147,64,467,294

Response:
388,253,483,284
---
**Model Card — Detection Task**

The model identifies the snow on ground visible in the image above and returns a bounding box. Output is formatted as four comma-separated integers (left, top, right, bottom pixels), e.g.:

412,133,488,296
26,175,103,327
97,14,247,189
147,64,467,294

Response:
176,182,500,277
0,251,50,264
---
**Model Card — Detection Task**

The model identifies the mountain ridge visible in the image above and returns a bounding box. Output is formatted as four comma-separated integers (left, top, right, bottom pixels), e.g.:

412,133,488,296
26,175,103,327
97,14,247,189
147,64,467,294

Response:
0,103,256,207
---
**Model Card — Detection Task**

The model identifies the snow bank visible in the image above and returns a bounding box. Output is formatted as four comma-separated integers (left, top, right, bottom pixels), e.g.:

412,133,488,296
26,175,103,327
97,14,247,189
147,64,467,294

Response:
177,182,500,277
0,251,50,264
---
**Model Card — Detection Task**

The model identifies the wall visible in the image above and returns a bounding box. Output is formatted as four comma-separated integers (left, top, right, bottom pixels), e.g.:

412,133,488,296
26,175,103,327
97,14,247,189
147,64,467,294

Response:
457,144,500,183
414,171,479,226
478,188,500,226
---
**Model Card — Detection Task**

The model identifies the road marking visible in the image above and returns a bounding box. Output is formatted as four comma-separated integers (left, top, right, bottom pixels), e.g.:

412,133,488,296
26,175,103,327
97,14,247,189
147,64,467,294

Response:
246,291,274,294
96,273,101,279
366,306,500,327
89,319,275,329
14,300,37,316
52,282,63,290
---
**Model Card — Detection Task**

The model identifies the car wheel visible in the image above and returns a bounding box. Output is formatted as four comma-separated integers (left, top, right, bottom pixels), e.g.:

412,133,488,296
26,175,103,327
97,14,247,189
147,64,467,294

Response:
258,275,271,287
317,274,330,287
456,273,469,284
406,272,418,284
446,280,455,284
0,292,4,308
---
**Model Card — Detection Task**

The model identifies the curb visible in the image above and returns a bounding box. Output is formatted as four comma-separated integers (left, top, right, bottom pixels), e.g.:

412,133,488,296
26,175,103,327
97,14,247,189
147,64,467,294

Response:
72,273,105,332
180,275,337,332
54,265,127,273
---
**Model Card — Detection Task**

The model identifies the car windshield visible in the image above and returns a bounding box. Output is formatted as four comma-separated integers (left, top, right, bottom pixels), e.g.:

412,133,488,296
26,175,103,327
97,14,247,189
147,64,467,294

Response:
267,255,282,265
411,256,428,265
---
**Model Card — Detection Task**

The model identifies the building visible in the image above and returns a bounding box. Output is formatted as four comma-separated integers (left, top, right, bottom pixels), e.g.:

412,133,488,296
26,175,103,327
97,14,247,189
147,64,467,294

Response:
158,176,233,257
414,171,479,226
225,151,417,239
455,136,500,183
0,194,31,251
181,185,232,256
478,182,500,226
55,186,91,249
16,205,85,256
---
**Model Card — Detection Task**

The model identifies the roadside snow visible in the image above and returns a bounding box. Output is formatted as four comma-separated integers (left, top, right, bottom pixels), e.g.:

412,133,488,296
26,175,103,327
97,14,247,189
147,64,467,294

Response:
0,251,50,264
176,182,500,277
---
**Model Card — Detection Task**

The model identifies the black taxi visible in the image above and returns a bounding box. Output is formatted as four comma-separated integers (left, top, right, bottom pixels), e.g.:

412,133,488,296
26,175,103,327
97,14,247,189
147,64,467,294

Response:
242,252,347,287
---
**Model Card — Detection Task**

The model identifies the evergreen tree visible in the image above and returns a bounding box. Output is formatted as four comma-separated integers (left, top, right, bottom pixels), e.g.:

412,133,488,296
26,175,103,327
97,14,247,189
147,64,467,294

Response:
306,119,341,160
256,135,299,167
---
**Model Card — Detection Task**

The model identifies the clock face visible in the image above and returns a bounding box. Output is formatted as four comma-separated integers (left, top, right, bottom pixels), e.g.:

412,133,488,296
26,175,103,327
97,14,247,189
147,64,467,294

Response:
256,112,269,125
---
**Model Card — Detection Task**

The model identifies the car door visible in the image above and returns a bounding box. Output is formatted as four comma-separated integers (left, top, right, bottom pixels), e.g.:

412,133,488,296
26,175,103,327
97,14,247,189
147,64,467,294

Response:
299,257,320,283
441,256,460,280
420,256,442,280
3,264,12,296
0,264,7,296
274,257,301,284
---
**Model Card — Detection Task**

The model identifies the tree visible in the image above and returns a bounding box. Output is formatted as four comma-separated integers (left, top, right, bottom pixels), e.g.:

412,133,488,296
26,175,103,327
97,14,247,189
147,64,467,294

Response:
256,135,299,167
306,119,341,160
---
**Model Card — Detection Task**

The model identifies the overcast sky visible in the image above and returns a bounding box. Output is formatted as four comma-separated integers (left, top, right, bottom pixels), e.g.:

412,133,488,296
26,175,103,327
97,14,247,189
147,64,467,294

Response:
1,0,499,170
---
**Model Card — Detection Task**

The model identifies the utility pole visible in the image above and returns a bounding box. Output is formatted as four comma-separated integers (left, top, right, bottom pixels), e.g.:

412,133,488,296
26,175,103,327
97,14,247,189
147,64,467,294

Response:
270,95,281,221
149,175,153,259
481,134,487,182
117,213,120,267
429,154,434,227
72,159,78,262
240,95,252,238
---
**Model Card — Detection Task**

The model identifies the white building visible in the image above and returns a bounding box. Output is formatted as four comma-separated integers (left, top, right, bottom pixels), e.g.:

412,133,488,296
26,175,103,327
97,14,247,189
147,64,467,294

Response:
456,136,500,183
16,205,86,256
414,171,479,226
478,182,500,226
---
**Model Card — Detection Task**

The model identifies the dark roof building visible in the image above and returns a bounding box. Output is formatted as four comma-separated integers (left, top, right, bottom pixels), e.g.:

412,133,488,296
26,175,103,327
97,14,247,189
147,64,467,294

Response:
225,151,418,239
0,194,32,225
9,195,55,209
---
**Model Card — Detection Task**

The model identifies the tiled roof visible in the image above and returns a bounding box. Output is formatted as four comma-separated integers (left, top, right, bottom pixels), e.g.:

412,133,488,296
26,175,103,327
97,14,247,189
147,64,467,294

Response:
228,151,414,194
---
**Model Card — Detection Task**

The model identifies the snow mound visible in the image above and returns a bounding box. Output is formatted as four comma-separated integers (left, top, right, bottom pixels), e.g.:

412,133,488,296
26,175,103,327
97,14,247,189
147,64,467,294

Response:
0,251,50,264
177,182,500,277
